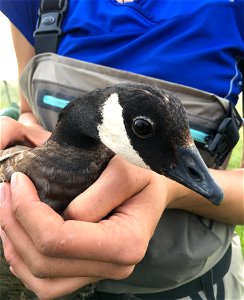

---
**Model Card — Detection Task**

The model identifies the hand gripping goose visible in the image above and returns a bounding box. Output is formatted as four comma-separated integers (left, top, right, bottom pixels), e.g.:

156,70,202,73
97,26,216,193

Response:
0,83,223,213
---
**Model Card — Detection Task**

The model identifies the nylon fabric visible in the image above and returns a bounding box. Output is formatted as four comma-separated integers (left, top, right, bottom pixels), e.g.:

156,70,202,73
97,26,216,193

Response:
20,53,239,167
1,0,243,103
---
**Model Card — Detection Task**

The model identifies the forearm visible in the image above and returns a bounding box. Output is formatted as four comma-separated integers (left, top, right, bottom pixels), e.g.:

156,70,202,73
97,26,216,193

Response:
17,92,39,126
8,22,51,143
10,23,36,124
168,168,244,225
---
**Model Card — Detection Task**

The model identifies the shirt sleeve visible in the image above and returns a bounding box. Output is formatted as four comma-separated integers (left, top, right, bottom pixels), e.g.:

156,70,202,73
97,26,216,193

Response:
0,0,39,46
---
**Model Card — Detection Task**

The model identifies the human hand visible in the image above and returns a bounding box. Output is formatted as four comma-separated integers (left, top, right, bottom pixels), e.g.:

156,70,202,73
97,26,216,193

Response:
0,116,51,149
0,156,175,299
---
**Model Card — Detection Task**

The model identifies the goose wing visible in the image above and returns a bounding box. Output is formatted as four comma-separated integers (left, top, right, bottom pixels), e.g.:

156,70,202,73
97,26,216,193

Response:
0,145,35,182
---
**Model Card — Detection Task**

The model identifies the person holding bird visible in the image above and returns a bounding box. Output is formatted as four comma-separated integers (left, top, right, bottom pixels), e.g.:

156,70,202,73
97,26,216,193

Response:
0,1,244,300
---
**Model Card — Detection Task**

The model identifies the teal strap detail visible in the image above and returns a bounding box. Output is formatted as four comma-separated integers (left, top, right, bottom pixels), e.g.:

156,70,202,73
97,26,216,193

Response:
43,95,69,109
190,128,208,144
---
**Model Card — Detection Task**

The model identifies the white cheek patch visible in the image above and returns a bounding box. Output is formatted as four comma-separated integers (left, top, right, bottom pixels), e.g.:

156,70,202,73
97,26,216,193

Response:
98,93,150,169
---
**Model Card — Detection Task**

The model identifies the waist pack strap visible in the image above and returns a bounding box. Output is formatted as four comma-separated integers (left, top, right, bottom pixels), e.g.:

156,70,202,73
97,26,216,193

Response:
207,104,242,166
34,0,68,54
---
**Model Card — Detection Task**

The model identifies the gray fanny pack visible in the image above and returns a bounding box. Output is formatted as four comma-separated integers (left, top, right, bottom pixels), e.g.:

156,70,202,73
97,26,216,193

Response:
20,53,242,168
20,53,237,292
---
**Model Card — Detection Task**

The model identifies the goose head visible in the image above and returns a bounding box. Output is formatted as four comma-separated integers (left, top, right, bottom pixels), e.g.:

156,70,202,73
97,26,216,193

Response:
54,83,223,205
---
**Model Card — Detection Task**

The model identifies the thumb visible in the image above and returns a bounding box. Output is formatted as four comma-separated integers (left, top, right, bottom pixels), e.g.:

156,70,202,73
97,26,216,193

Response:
63,156,151,222
10,172,40,203
9,172,63,240
1,172,41,238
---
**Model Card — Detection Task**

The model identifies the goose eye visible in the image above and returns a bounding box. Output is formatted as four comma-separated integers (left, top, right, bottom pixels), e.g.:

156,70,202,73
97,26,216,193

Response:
132,117,154,137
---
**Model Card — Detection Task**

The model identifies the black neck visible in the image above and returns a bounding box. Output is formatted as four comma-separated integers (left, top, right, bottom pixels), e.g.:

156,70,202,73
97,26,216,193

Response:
51,121,100,150
50,96,102,149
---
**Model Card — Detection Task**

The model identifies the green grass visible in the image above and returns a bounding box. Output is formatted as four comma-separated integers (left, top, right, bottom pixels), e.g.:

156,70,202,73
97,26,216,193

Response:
227,99,244,256
0,80,19,108
236,226,244,255
1,81,243,255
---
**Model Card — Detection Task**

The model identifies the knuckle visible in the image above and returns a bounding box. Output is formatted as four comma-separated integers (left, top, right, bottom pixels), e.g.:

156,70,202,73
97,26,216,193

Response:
22,281,54,300
1,219,9,233
29,259,48,278
35,234,55,255
64,201,80,220
35,290,53,300
4,247,15,266
3,244,19,271
35,232,64,257
119,235,148,266
111,266,135,280
120,249,145,266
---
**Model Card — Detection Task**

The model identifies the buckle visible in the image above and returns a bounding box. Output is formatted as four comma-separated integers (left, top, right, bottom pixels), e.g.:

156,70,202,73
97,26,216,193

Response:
206,105,243,166
34,0,68,37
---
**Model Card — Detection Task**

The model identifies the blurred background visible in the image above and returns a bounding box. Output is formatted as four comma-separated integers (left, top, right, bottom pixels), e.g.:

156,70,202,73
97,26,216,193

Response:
0,12,18,81
0,12,19,116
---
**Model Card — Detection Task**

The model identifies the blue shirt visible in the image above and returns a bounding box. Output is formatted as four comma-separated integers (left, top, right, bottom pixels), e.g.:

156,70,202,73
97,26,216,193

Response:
1,0,244,104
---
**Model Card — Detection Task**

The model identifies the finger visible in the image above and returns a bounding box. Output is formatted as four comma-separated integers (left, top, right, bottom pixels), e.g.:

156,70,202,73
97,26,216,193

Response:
9,172,138,263
9,172,164,266
5,244,99,300
8,171,65,228
2,192,133,280
63,156,152,222
1,226,100,299
0,117,24,149
24,124,51,146
0,228,8,247
0,116,50,150
0,182,7,225
113,173,167,239
8,172,136,263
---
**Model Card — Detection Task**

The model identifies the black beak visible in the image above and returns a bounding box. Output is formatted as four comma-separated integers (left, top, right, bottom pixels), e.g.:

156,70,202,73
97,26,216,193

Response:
164,145,223,205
